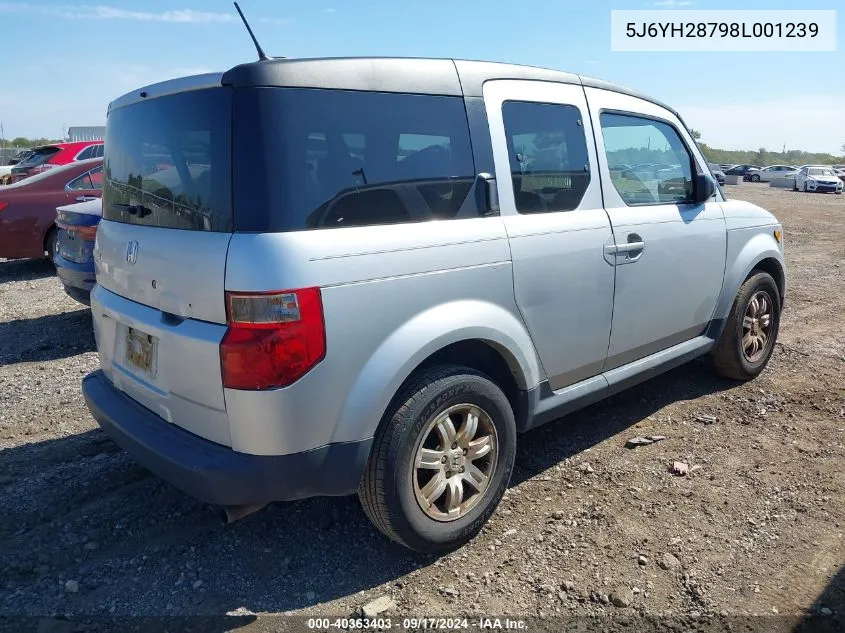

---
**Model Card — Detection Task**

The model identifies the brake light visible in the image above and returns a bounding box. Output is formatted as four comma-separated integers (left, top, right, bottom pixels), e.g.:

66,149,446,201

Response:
220,287,326,390
77,225,98,241
55,220,98,241
0,202,7,211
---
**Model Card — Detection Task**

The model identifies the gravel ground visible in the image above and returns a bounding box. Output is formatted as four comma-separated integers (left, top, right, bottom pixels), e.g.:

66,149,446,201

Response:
1,183,843,631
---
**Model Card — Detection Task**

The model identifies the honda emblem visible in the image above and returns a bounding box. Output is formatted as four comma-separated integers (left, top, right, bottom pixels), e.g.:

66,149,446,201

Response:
126,240,139,264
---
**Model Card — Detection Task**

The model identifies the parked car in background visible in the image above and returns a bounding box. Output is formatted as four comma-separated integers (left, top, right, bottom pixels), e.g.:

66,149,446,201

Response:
719,164,736,172
833,168,845,183
2,150,33,183
745,165,797,183
0,158,103,259
8,149,34,165
54,197,102,305
708,163,726,185
82,58,785,553
724,164,761,181
793,166,843,194
9,141,103,183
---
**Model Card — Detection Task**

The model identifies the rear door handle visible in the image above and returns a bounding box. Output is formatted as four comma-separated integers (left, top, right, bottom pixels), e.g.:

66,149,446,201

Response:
607,242,645,254
623,233,645,262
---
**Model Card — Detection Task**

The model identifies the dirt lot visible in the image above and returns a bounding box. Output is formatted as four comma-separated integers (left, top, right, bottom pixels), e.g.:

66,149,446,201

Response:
1,183,843,631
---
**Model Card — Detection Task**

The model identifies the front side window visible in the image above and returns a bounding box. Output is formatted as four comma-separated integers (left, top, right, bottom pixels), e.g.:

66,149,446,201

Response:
600,112,694,206
233,88,476,231
501,101,590,214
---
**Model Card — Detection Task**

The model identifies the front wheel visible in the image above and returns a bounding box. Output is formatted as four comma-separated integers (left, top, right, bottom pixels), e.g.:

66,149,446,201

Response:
751,174,761,182
711,271,781,381
359,365,516,552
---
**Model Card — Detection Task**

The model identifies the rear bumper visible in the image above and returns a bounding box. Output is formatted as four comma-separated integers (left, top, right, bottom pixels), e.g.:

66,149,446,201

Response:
54,253,95,292
82,369,372,506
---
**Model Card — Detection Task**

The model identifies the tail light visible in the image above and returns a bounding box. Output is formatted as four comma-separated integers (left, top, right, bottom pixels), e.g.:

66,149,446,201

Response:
0,202,7,211
56,220,97,241
76,225,98,241
220,287,326,390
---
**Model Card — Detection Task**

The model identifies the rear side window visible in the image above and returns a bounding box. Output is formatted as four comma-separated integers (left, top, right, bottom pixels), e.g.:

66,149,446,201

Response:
76,146,95,161
67,166,104,191
599,113,694,206
233,88,476,232
501,101,590,214
103,88,232,232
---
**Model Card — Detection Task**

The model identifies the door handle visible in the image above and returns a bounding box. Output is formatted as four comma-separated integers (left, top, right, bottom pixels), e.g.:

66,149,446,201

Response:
75,195,97,202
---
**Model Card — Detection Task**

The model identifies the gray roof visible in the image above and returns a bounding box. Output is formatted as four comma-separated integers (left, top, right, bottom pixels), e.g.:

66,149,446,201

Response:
108,57,683,122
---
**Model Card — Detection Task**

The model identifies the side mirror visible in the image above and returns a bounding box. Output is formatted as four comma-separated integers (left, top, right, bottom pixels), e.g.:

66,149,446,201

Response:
693,173,716,203
475,172,499,216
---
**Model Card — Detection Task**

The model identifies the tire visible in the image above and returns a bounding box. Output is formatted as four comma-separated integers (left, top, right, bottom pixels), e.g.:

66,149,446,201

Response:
711,271,781,381
793,181,799,192
44,228,58,261
803,182,808,193
751,174,760,182
359,364,516,552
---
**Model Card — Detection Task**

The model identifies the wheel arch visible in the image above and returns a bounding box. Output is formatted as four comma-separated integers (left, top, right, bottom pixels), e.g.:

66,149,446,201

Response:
708,233,785,341
330,299,543,449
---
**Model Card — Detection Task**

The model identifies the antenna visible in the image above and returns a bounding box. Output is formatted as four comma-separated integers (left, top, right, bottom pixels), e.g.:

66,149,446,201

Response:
233,2,270,61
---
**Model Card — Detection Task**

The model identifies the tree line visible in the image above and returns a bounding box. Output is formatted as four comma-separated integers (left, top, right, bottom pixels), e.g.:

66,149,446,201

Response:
1,137,65,149
690,130,845,167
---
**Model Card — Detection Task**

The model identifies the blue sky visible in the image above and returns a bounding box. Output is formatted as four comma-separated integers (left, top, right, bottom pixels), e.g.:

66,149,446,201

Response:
0,0,842,153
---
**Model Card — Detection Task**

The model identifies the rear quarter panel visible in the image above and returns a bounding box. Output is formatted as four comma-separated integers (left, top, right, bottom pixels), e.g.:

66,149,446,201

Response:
0,191,70,257
223,219,542,456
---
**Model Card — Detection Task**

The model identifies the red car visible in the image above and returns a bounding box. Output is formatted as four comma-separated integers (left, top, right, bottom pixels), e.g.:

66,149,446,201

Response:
10,141,104,183
0,158,103,259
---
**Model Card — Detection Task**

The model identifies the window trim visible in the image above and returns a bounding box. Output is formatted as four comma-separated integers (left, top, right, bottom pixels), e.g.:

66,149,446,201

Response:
598,107,701,208
500,98,593,215
65,166,104,191
73,144,102,161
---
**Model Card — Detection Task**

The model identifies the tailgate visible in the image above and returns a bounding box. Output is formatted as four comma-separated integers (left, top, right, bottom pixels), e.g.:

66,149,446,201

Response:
94,220,232,323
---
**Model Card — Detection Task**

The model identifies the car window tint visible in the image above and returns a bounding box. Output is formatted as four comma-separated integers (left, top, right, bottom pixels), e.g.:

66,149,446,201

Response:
233,88,476,231
88,166,104,189
501,101,590,214
67,172,94,190
76,146,94,161
600,113,694,206
104,88,232,232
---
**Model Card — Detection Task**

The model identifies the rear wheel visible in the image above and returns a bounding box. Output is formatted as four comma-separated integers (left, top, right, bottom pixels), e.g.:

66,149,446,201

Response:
711,271,781,380
44,228,58,261
359,365,516,552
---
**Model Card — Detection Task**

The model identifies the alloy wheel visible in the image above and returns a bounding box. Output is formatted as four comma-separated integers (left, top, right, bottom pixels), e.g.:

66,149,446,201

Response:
742,290,774,362
412,403,498,522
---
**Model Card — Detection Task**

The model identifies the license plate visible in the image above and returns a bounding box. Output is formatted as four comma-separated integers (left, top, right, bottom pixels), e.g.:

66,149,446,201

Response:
125,326,157,377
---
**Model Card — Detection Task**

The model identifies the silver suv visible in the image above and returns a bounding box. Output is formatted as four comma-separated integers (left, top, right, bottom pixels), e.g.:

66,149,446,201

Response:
82,58,786,552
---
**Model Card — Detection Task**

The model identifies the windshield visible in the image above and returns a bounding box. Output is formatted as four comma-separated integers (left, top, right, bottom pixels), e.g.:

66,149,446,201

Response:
808,168,835,176
103,87,232,232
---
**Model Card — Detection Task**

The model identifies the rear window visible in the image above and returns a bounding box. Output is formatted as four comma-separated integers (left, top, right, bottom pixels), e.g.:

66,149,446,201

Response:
103,88,232,232
16,147,60,168
233,87,476,232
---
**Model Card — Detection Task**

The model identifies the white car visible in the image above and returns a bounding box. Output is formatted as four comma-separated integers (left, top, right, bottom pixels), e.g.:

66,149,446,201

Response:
793,166,843,194
746,165,798,182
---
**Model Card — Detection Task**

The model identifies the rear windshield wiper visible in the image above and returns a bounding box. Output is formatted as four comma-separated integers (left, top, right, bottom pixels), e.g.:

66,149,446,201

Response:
110,203,152,218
